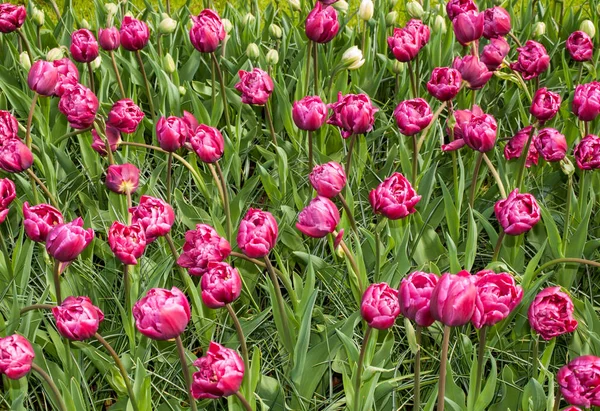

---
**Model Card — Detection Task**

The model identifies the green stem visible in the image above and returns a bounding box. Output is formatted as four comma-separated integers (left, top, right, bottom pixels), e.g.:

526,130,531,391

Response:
313,41,319,95
533,258,600,277
48,0,61,20
16,29,34,67
110,51,126,99
211,55,216,108
417,102,447,152
307,130,313,172
25,93,38,150
469,152,484,209
482,154,507,198
86,62,95,94
123,264,131,315
508,32,522,47
36,26,41,49
412,133,419,186
407,60,418,98
338,237,364,293
345,134,356,176
93,121,115,166
437,326,451,411
562,176,572,254
95,333,139,411
338,193,359,236
211,53,231,133
264,256,294,353
304,41,312,96
354,326,372,411
52,258,62,304
135,50,156,124
166,153,173,205
474,326,487,397
166,0,170,14
215,162,232,242
31,363,67,411
532,336,538,380
54,126,93,145
515,124,537,190
0,227,13,278
234,391,253,411
225,304,249,379
552,390,561,411
491,231,505,262
265,103,277,146
175,336,198,411
19,303,54,315
414,325,422,410
26,169,59,208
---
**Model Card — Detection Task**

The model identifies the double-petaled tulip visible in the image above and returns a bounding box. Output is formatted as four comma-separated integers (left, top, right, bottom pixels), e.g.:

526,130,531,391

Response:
58,84,98,129
369,172,421,220
405,19,430,46
182,110,199,133
566,31,594,62
0,178,15,224
23,202,64,243
360,283,401,329
191,342,244,399
535,128,567,162
482,7,511,38
398,271,439,327
0,3,25,33
510,40,550,80
91,125,121,156
427,67,462,101
0,138,33,173
528,286,578,340
119,16,150,51
327,92,378,138
494,189,540,235
156,116,189,152
237,208,278,258
28,60,58,96
177,224,231,276
292,96,328,131
452,10,484,45
394,98,433,135
480,37,510,71
190,9,226,53
296,196,339,238
453,55,493,90
107,99,144,134
52,296,104,341
105,163,140,194
305,2,339,43
53,58,79,97
471,270,523,329
70,29,99,63
388,26,421,62
504,126,539,167
463,112,497,152
0,335,34,380
446,0,478,21
108,221,146,265
557,356,600,408
574,134,600,170
98,27,120,50
235,68,274,105
130,195,175,243
133,287,191,340
309,162,347,198
572,82,600,122
200,262,242,308
530,88,561,122
442,106,483,152
46,217,94,262
189,124,224,163
430,270,476,326
0,110,18,140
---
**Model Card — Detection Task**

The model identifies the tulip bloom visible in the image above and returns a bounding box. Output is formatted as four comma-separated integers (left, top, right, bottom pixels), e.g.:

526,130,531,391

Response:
463,113,497,152
574,134,600,170
52,296,104,341
0,178,15,224
98,27,120,51
0,110,18,140
427,67,462,101
453,55,493,90
105,163,140,195
510,40,550,80
494,189,540,235
120,16,150,51
528,286,578,340
566,31,594,62
133,287,191,340
296,196,340,238
0,3,26,33
441,105,484,152
369,172,421,220
70,29,99,63
557,356,600,407
430,270,477,327
53,58,80,97
0,335,34,380
108,222,147,265
530,88,561,122
235,68,274,105
572,82,600,122
503,126,539,167
292,96,328,131
309,162,347,198
58,84,99,129
191,342,244,399
130,195,175,243
107,99,144,134
398,271,439,327
305,2,339,43
0,138,33,173
471,270,523,329
27,60,59,96
388,20,429,62
91,125,121,156
200,262,242,308
405,19,431,46
482,7,511,39
46,217,94,262
360,283,401,330
534,128,567,162
189,124,224,163
177,224,231,276
189,9,226,53
156,116,189,152
237,208,278,258
480,37,510,71
446,0,478,21
393,98,433,136
327,92,378,138
452,10,484,46
23,202,64,243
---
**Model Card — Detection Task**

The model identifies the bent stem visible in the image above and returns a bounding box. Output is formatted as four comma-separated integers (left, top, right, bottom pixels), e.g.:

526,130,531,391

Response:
483,154,507,198
345,134,356,176
175,336,198,411
515,124,537,190
19,303,54,315
225,304,249,379
491,231,505,262
93,121,115,165
437,325,451,411
533,257,600,277
338,192,359,236
135,50,156,124
52,259,62,304
354,326,372,411
216,162,232,242
469,152,484,209
109,51,126,98
26,93,38,149
474,326,487,397
26,169,58,208
31,363,67,411
414,325,422,410
95,333,139,411
166,153,173,205
265,103,278,146
234,391,253,411
264,256,294,352
210,52,231,133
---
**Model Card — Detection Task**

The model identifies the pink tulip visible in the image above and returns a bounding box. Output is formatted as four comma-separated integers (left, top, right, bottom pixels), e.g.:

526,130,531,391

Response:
23,202,64,243
534,128,567,162
574,134,600,170
452,10,484,46
53,58,80,97
510,40,550,80
557,356,600,408
361,283,401,330
503,126,539,167
482,7,511,39
0,138,33,173
182,110,199,132
107,99,145,134
530,87,561,122
58,84,99,129
566,31,594,62
70,29,99,63
46,217,94,262
494,189,540,235
369,172,421,220
177,224,231,276
398,271,439,327
236,208,278,258
156,116,189,152
296,196,340,238
0,178,15,224
200,262,242,308
132,287,190,340
471,270,523,328
189,124,224,163
191,342,244,399
430,270,476,327
427,67,462,101
120,16,150,51
529,286,578,340
480,37,510,71
27,60,58,96
292,96,328,131
130,195,175,243
52,296,104,341
108,221,147,265
0,110,18,140
388,20,429,63
305,2,339,43
405,19,431,46
105,163,140,194
453,55,493,90
327,92,378,139
235,68,274,105
91,125,121,157
446,0,478,21
394,98,433,136
463,112,497,152
189,9,226,53
572,81,600,122
309,161,347,198
0,335,34,380
98,27,120,51
0,3,25,33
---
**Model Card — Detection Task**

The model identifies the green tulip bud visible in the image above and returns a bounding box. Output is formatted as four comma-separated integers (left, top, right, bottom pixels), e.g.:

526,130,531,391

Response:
178,86,187,96
434,15,447,34
269,23,283,39
163,53,176,74
392,60,405,74
19,52,31,71
159,17,177,34
81,19,91,30
266,49,279,65
333,0,349,14
46,47,64,61
560,157,575,176
358,0,374,21
342,46,365,70
532,22,546,38
288,0,301,11
386,11,398,27
90,56,102,70
580,20,596,39
407,1,424,19
105,2,118,15
246,42,260,60
222,18,233,34
32,8,44,26
242,13,256,27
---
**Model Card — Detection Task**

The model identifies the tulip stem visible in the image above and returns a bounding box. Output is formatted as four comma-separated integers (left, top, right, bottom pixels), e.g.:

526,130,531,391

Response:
93,121,115,166
531,335,538,379
206,163,229,238
417,102,447,153
482,154,507,198
123,264,131,315
345,134,356,176
0,228,13,279
437,325,451,411
338,237,364,293
264,256,294,354
469,152,484,209
515,124,537,191
25,93,38,150
552,390,561,411
52,258,62,304
109,51,126,99
533,257,600,277
338,193,359,236
234,391,253,411
304,42,312,96
492,231,505,262
216,162,232,241
210,53,231,134
19,303,54,315
16,29,34,68
407,60,418,98
166,153,173,205
577,63,584,86
474,326,487,397
265,103,278,146
225,304,249,381
26,169,59,209
135,51,156,124
354,325,372,411
86,62,95,94
307,131,313,172
31,363,67,411
562,176,573,254
94,333,139,411
54,126,93,145
313,41,319,95
508,32,522,48
412,133,419,186
414,325,422,410
175,336,198,411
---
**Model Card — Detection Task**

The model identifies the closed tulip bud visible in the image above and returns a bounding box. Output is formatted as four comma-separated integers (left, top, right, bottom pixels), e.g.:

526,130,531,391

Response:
237,208,278,258
269,23,283,39
0,335,34,380
309,162,347,198
480,36,510,71
360,283,401,329
120,16,150,51
358,0,373,21
386,11,398,27
392,60,405,74
133,287,191,340
504,126,539,167
191,342,244,399
28,60,59,96
159,16,177,34
52,296,104,340
105,163,140,195
201,262,242,308
23,202,64,243
430,270,477,327
532,21,545,38
130,195,175,243
427,67,462,101
369,172,421,219
177,224,231,276
341,46,365,70
494,189,541,235
90,56,102,70
163,53,176,73
19,52,30,71
221,18,233,34
52,57,81,96
81,19,91,30
434,15,447,34
482,7,511,39
463,113,497,152
266,49,279,65
394,98,433,136
557,356,600,408
46,47,64,61
32,8,44,26
246,42,260,60
296,196,340,238
530,87,561,122
306,3,339,43
105,3,118,16
288,0,301,11
580,20,596,38
108,221,146,265
0,4,25,33
156,116,188,152
561,156,576,175
107,99,145,134
327,92,378,138
398,271,439,327
529,287,578,340
452,10,484,46
0,178,15,224
178,86,186,95
189,10,226,53
446,0,478,21
242,13,255,27
0,138,33,173
453,55,493,89
332,0,348,14
407,1,424,18
46,217,94,262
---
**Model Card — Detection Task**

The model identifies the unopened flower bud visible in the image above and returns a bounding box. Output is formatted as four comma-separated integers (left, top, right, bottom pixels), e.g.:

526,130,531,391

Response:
392,60,405,74
333,0,349,14
46,47,64,61
242,13,256,27
358,0,374,21
434,15,447,34
32,8,44,26
341,46,365,70
390,0,399,6
269,23,283,39
580,20,596,39
159,17,177,34
407,1,424,18
178,86,186,95
266,49,279,65
386,11,398,27
19,52,31,71
288,0,301,11
561,157,575,176
81,19,91,30
105,3,118,16
90,56,102,70
222,18,233,34
532,22,546,38
246,42,260,60
163,53,176,73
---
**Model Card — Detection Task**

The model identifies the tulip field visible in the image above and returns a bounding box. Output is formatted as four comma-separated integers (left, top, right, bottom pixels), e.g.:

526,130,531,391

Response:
2,0,600,409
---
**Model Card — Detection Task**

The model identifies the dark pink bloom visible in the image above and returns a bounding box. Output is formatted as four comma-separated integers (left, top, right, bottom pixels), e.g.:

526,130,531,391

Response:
292,96,328,131
235,68,274,105
398,271,438,327
453,55,493,90
296,196,339,238
108,221,146,265
573,82,600,122
528,286,578,340
46,217,94,262
566,31,594,62
0,3,25,33
105,163,140,194
177,224,231,276
98,27,120,51
494,189,541,235
237,208,278,258
107,99,144,134
189,9,226,53
52,296,104,341
471,270,523,329
503,126,539,167
200,262,242,308
28,60,58,96
0,138,33,173
0,110,18,140
119,16,150,51
530,87,561,122
369,172,421,220
480,37,510,71
394,98,433,136
23,202,64,243
327,92,378,139
361,282,401,330
388,20,429,63
482,7,511,39
510,40,550,80
132,287,190,340
430,270,476,326
446,0,478,21
0,178,15,223
130,195,175,243
189,124,224,163
427,67,462,101
156,116,189,152
452,10,484,46
574,134,600,170
462,112,497,152
52,58,80,97
305,2,339,43
535,128,567,162
309,161,347,198
191,342,244,399
182,111,199,132
70,29,99,63
557,356,600,408
91,125,121,157
58,84,99,129
405,19,431,46
0,335,34,380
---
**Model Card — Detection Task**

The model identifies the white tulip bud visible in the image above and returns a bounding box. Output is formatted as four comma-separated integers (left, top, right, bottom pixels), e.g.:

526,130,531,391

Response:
46,47,64,61
341,46,365,70
246,42,260,60
358,0,374,21
333,0,348,14
434,15,447,34
105,3,119,15
19,52,31,71
32,8,44,26
580,20,596,39
178,86,187,96
159,17,177,34
163,53,176,73
560,157,575,176
386,11,398,27
81,19,91,30
532,22,546,38
288,0,301,12
242,13,256,27
222,18,233,34
392,60,405,74
266,49,279,65
90,56,102,70
407,1,424,18
269,24,283,39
